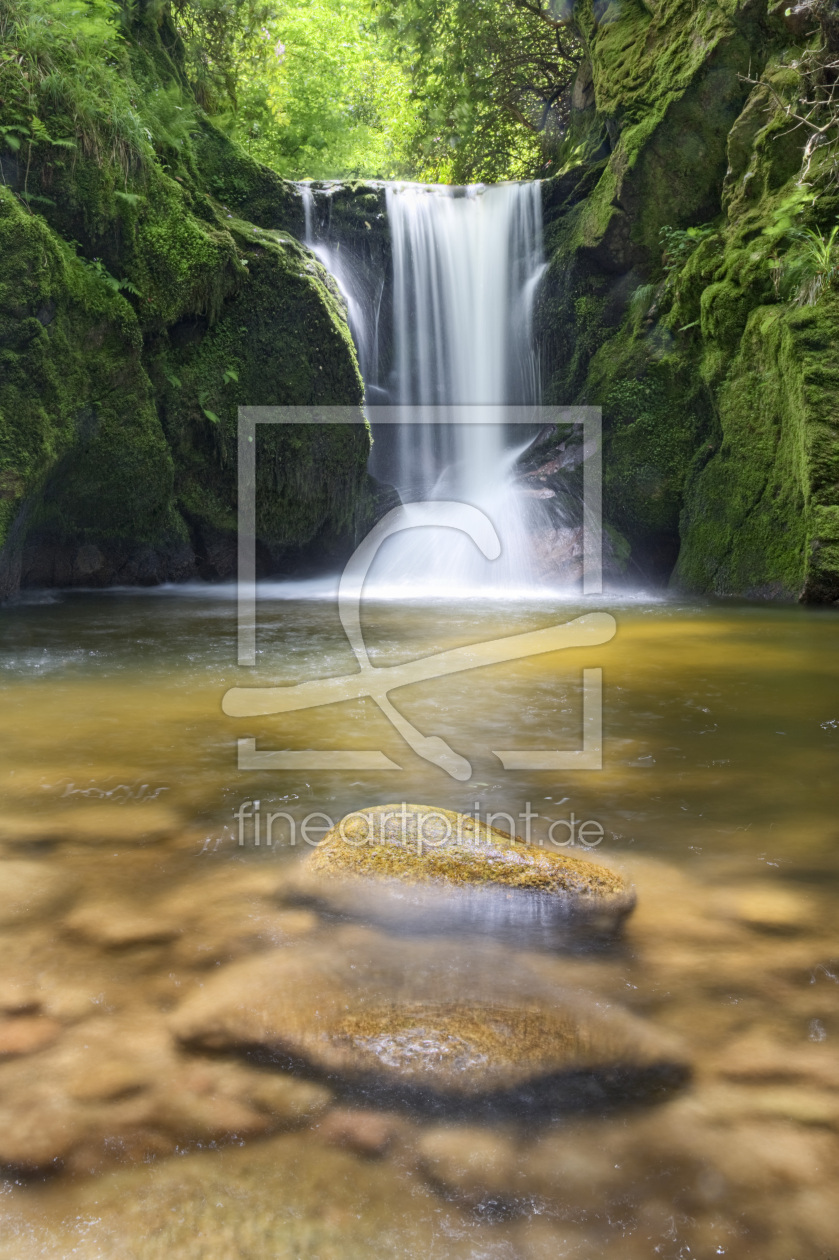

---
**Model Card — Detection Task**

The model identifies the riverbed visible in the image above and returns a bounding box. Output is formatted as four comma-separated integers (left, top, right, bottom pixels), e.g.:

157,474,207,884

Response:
0,589,837,1258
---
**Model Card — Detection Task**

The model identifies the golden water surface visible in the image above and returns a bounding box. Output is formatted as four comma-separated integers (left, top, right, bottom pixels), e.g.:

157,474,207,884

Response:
0,589,837,1259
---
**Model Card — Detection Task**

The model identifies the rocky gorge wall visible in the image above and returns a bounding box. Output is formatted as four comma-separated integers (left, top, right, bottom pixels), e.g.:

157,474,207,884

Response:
4,0,839,603
539,0,839,600
0,3,376,598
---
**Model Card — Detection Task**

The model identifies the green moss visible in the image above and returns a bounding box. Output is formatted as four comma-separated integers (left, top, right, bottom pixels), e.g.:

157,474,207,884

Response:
0,187,177,569
539,0,839,599
149,219,371,559
0,6,375,594
308,804,633,905
190,123,305,236
675,298,839,599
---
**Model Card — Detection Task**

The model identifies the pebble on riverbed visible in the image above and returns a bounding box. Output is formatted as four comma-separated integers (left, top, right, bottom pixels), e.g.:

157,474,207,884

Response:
0,1012,331,1173
317,1107,403,1157
295,803,636,945
0,860,76,926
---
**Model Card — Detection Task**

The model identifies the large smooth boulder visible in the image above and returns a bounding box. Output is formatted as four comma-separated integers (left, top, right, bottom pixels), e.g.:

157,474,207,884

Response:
170,928,688,1113
293,804,636,946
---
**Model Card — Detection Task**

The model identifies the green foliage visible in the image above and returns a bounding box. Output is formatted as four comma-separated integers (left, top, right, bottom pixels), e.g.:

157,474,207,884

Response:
759,191,839,306
197,387,220,423
140,82,200,168
628,282,655,328
172,0,415,179
243,0,415,179
83,255,141,296
170,0,274,112
373,0,581,183
783,224,839,305
171,0,581,181
659,224,717,274
762,185,816,244
0,0,152,178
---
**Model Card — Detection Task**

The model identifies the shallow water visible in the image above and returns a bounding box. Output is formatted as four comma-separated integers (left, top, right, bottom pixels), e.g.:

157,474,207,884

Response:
0,589,838,1258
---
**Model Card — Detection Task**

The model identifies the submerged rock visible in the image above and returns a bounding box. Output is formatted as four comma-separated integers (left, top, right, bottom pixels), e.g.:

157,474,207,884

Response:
294,804,635,945
170,930,688,1113
0,859,75,926
0,1012,330,1174
317,1107,402,1157
63,902,180,948
416,1124,519,1207
0,1015,61,1059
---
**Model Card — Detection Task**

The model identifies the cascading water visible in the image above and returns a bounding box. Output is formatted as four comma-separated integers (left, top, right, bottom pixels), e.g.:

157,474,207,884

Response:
371,182,548,594
387,182,543,408
302,180,571,595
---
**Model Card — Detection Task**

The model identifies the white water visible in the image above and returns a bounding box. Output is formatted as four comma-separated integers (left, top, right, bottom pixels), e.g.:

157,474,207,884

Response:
301,181,568,596
299,183,383,386
387,183,543,409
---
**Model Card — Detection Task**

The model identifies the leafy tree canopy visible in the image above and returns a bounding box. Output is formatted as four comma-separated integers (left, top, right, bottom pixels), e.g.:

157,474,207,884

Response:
0,0,582,185
173,0,582,182
172,0,416,179
372,0,581,183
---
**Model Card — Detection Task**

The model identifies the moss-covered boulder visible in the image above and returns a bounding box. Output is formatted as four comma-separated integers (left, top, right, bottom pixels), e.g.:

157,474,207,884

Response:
294,804,635,945
171,929,688,1111
0,185,186,593
538,0,839,600
0,2,375,596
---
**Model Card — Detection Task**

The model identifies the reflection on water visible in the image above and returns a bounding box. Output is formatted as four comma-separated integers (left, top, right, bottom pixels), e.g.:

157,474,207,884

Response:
0,590,837,1258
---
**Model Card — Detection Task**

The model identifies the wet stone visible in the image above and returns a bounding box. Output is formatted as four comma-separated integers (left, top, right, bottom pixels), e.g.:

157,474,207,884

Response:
63,902,180,947
416,1124,519,1205
0,1015,62,1058
318,1107,402,1157
0,859,75,926
0,1012,332,1174
170,929,689,1113
295,804,636,946
720,884,816,934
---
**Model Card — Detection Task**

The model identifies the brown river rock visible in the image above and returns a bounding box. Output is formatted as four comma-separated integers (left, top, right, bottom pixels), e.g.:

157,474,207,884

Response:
170,928,688,1112
293,804,636,946
0,1012,330,1173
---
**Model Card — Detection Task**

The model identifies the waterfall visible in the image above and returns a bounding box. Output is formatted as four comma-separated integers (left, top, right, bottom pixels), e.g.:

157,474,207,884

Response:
301,180,565,596
387,182,543,408
373,182,550,594
299,183,379,382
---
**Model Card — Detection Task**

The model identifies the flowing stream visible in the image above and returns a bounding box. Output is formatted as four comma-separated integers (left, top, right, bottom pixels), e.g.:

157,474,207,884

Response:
0,183,837,1259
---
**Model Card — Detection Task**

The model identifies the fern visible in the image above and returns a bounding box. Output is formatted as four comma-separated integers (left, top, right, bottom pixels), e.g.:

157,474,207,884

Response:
659,224,716,274
0,0,153,180
83,256,141,298
628,282,655,327
141,83,198,162
18,190,56,205
782,225,839,306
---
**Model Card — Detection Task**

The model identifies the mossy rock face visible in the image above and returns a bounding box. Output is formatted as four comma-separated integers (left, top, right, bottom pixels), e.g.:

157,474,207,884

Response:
674,300,839,599
536,0,839,599
171,930,688,1111
297,805,635,945
0,187,184,594
0,7,374,596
